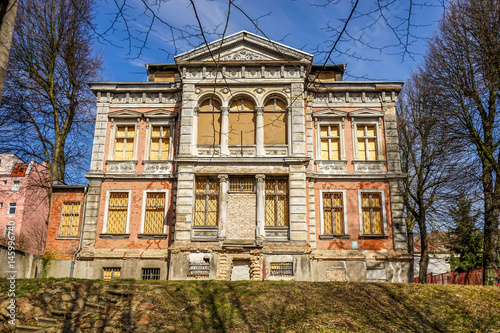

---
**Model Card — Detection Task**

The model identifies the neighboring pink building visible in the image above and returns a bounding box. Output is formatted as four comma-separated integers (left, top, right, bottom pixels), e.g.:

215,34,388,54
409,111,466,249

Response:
0,153,49,255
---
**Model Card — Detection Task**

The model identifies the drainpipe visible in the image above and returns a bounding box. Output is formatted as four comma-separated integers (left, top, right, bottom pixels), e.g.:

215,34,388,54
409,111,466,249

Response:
70,185,88,278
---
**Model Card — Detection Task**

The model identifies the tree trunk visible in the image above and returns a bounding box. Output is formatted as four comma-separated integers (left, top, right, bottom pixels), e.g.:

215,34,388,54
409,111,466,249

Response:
408,231,414,280
418,233,429,284
483,191,499,286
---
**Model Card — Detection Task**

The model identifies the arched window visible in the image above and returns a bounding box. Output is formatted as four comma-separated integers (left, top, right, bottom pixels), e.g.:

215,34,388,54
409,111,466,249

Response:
229,97,255,145
198,98,221,145
264,98,287,144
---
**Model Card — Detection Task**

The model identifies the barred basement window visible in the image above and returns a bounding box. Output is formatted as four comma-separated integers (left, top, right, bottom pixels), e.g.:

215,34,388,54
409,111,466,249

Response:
103,268,121,281
142,268,161,280
194,178,219,226
59,201,81,237
144,192,166,234
188,261,210,278
229,177,255,193
265,178,289,226
270,262,293,276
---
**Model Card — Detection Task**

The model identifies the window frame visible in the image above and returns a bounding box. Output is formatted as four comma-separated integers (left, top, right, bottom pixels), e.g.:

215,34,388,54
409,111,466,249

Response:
228,97,256,146
319,189,348,237
58,201,82,237
102,190,132,234
358,189,387,236
350,110,384,161
316,121,345,161
107,117,140,161
263,97,288,146
265,178,289,227
142,268,161,280
140,189,169,234
8,203,16,216
193,177,219,227
11,180,20,192
102,267,121,281
196,97,222,146
144,115,176,161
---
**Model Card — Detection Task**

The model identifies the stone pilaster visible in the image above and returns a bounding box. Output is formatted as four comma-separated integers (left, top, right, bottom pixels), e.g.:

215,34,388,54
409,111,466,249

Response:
174,165,195,241
179,84,196,156
220,106,229,156
79,178,103,258
255,174,266,240
89,103,109,173
289,165,308,242
218,174,228,239
308,181,316,248
290,83,306,156
256,107,264,157
390,180,408,250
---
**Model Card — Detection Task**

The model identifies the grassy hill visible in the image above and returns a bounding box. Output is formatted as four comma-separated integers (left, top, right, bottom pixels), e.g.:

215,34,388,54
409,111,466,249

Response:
1,278,500,332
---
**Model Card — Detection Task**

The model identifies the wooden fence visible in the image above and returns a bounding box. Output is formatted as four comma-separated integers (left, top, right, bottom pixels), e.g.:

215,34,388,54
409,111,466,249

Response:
414,268,500,285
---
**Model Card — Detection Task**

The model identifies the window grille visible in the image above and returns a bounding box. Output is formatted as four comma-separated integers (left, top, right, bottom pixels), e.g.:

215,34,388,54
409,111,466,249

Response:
188,262,210,278
229,177,255,193
60,201,81,237
270,262,293,276
8,203,16,215
361,192,384,235
265,178,289,227
114,125,135,160
106,192,128,233
103,268,121,281
142,268,161,280
323,192,344,235
357,125,377,160
194,178,219,226
144,192,166,234
320,125,340,160
150,126,170,160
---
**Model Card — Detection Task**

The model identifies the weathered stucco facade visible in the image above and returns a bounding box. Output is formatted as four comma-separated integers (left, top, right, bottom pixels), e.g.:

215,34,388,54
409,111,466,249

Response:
46,31,411,282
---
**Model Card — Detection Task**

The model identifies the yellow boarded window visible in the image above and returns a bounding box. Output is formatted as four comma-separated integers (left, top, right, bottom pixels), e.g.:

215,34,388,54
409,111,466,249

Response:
322,192,344,235
265,178,288,227
320,125,340,160
114,125,135,160
60,201,81,237
106,192,129,234
150,125,170,160
264,98,287,145
361,192,384,235
144,192,166,234
229,98,256,145
103,268,121,281
194,178,219,226
357,124,377,160
198,98,221,145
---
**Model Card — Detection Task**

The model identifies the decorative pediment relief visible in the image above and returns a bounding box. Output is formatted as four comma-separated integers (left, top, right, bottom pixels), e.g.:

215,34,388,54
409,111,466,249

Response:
108,109,142,118
349,108,384,117
143,109,177,118
312,109,348,118
175,31,313,63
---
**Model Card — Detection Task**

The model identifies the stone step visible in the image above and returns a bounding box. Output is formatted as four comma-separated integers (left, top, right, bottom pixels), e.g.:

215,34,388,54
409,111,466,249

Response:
15,325,46,333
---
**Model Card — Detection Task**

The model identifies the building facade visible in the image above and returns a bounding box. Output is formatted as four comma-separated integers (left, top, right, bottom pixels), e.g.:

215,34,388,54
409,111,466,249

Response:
46,31,411,282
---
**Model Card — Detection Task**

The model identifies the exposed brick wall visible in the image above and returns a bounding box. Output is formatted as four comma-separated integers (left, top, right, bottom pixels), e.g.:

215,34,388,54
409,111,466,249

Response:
216,253,229,280
226,193,256,239
250,252,262,280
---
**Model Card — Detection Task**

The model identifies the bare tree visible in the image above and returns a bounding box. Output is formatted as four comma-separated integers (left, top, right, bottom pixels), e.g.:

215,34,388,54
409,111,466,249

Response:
424,0,500,286
0,0,102,185
398,69,455,283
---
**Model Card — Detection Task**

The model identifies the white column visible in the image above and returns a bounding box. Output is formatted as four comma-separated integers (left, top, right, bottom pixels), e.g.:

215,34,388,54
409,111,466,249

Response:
193,107,199,156
220,107,229,156
255,174,266,240
256,107,264,157
218,174,228,240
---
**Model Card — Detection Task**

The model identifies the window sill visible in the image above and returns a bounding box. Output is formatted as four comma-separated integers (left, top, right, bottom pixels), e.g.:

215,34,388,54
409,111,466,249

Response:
359,234,389,239
56,236,80,240
100,233,130,239
138,233,167,239
319,234,350,240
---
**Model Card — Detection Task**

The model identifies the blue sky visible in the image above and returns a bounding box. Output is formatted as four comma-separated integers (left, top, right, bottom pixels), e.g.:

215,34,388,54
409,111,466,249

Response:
94,0,445,82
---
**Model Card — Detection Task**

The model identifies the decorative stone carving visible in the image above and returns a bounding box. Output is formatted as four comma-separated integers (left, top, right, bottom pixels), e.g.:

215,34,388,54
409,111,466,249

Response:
264,147,287,156
195,88,202,94
220,50,264,61
264,227,288,241
353,161,385,173
282,87,291,93
106,161,137,174
192,228,218,241
229,146,256,156
197,147,221,156
142,161,173,174
221,87,230,94
254,87,265,94
315,161,347,174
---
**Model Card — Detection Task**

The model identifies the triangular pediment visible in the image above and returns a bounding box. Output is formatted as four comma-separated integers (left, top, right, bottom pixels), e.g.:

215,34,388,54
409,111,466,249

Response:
175,31,313,64
350,108,384,117
108,109,142,118
312,109,348,118
144,109,177,118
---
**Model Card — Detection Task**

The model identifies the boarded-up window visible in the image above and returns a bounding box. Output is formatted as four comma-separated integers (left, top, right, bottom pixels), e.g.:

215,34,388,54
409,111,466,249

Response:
265,178,288,227
144,192,166,234
361,192,384,235
357,124,377,160
320,125,340,160
264,98,287,144
229,98,255,145
270,262,293,276
322,193,344,235
59,201,81,237
106,192,129,234
194,178,219,226
198,98,221,145
114,125,135,160
103,268,121,281
150,125,170,160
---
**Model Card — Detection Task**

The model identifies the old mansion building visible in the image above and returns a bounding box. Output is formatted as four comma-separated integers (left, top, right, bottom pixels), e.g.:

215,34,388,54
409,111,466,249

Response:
46,31,411,282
